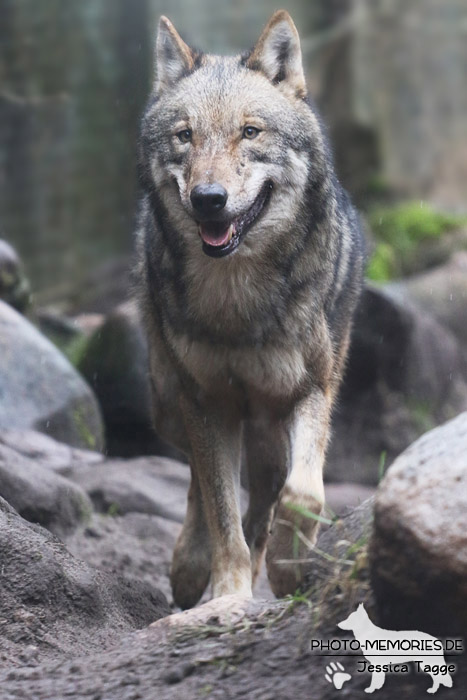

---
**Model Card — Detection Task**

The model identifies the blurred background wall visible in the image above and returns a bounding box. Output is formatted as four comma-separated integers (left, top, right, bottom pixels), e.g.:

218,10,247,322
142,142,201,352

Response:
0,0,466,307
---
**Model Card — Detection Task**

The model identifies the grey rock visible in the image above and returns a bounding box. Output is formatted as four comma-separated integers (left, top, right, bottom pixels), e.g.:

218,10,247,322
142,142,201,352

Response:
0,441,93,536
0,300,104,450
370,412,467,635
386,251,467,350
0,428,103,476
67,456,192,523
327,285,467,484
0,496,170,666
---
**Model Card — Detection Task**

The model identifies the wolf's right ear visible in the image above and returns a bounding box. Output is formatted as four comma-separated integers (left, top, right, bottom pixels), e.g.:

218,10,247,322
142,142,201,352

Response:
155,17,194,93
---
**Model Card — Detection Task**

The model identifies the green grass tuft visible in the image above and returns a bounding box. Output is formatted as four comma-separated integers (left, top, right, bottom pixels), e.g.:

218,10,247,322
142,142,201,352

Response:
284,502,333,526
73,406,97,450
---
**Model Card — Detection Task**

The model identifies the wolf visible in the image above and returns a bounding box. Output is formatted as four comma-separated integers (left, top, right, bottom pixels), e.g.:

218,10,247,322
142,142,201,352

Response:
136,10,364,609
338,604,454,694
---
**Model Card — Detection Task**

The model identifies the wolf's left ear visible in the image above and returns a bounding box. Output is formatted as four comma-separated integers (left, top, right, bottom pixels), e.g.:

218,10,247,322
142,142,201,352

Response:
155,16,195,93
247,11,306,98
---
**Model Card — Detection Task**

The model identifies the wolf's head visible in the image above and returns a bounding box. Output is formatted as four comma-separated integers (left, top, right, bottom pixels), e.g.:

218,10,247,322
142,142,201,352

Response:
140,11,331,259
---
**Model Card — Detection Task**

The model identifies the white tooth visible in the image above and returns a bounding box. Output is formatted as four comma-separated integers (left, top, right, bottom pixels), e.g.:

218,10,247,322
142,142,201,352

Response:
227,224,234,241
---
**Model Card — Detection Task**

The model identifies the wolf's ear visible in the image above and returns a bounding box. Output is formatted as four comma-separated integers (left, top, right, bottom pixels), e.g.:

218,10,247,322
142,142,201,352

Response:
247,11,306,98
155,17,195,93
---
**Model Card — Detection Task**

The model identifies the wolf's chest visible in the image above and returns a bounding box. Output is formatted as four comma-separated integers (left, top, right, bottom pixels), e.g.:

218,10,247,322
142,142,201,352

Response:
169,330,308,398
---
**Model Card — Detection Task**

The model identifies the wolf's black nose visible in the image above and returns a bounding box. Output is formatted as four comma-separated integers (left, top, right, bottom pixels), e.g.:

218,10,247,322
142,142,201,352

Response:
190,184,228,216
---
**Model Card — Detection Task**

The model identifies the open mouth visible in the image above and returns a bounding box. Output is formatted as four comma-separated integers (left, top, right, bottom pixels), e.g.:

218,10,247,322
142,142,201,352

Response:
198,181,273,258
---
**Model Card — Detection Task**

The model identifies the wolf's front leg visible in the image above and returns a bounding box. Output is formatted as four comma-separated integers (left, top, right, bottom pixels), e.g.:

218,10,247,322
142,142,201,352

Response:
242,416,288,585
170,464,211,609
178,395,252,603
266,390,331,597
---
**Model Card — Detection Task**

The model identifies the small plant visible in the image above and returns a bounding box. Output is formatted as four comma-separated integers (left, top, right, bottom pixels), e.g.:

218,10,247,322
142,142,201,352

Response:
106,502,120,517
284,589,313,614
407,398,436,435
377,451,387,483
64,333,89,368
199,685,214,696
284,502,333,526
73,406,97,450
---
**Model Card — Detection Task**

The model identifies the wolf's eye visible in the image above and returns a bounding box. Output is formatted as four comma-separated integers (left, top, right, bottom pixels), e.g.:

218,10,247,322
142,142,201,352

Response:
177,129,192,144
242,126,261,140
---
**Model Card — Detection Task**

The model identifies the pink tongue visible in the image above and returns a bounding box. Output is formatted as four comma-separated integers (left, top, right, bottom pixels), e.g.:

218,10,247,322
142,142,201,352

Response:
199,223,232,247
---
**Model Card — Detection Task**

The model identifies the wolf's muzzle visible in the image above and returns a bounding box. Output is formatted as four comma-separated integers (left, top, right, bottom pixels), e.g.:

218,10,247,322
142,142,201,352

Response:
199,180,273,259
190,184,228,217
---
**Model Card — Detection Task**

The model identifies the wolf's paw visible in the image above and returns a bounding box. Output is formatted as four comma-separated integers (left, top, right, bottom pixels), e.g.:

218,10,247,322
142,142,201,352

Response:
171,556,211,609
325,662,351,690
170,535,211,609
266,519,304,597
266,553,302,598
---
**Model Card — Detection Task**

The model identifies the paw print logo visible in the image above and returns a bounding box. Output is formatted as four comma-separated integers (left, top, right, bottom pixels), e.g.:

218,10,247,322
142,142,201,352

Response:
325,661,352,690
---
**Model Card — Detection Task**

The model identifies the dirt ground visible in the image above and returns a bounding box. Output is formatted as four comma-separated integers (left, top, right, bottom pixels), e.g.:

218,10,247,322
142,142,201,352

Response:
1,510,465,700
1,594,465,700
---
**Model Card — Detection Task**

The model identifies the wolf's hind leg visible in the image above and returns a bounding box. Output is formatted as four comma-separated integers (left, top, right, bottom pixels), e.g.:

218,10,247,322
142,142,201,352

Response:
266,391,331,598
242,417,288,586
170,465,211,609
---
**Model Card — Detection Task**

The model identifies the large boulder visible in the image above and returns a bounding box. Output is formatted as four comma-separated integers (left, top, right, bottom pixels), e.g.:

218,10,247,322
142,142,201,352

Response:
0,496,170,666
327,286,467,484
370,412,467,636
0,300,104,450
0,440,93,536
